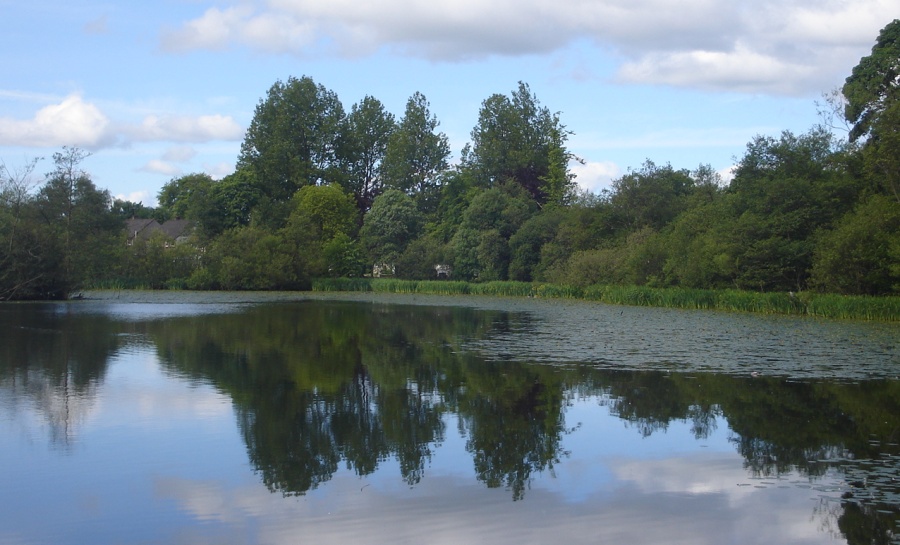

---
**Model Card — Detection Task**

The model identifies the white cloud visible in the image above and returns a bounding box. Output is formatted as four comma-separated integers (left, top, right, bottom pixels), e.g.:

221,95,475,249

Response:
204,161,235,180
718,165,737,185
152,455,842,545
0,94,243,150
161,5,317,54
129,114,243,143
0,94,111,147
160,0,897,95
115,190,151,204
140,159,182,177
616,45,817,95
162,145,198,162
571,160,620,194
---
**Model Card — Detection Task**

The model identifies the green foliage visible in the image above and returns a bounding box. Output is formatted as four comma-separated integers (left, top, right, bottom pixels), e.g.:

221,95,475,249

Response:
308,277,900,320
238,75,345,203
158,171,261,240
6,42,900,302
395,233,449,280
469,281,534,297
119,231,198,289
861,99,900,202
810,194,900,294
449,186,538,281
803,292,900,321
279,183,360,279
157,173,214,221
111,198,154,220
508,208,564,281
464,82,576,205
205,226,304,290
381,92,450,211
609,160,695,232
290,184,358,241
339,96,396,213
312,277,373,292
360,189,421,265
724,128,861,291
31,147,123,295
450,227,481,281
842,19,900,143
475,229,508,281
660,197,738,289
322,233,366,278
207,169,262,236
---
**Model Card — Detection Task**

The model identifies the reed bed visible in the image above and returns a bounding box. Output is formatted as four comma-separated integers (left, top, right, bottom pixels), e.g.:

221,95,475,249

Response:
801,292,900,321
84,278,151,291
311,278,900,321
312,278,373,292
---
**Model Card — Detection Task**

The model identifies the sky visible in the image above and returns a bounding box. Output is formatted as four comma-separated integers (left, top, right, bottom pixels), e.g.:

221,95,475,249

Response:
0,1,895,207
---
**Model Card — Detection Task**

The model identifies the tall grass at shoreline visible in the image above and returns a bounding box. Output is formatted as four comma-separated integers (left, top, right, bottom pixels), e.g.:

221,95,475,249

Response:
311,278,900,321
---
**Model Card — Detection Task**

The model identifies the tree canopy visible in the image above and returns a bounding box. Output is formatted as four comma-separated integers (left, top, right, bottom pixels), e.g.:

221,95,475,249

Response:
4,20,900,300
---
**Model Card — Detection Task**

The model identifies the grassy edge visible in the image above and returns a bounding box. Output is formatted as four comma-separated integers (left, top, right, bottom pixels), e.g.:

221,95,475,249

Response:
311,278,900,322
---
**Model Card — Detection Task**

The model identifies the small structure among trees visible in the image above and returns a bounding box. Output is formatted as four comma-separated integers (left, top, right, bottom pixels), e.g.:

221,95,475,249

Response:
125,218,193,247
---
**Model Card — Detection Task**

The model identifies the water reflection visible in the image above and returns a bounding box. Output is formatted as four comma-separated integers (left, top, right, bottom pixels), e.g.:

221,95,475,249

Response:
0,294,898,544
144,302,565,499
0,304,120,448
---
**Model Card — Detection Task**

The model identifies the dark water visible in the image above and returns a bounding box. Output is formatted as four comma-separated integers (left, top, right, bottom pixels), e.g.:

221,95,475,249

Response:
1,291,898,545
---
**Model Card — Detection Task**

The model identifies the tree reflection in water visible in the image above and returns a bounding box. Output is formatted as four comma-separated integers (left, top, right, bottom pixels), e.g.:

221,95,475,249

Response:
0,297,897,543
0,303,119,449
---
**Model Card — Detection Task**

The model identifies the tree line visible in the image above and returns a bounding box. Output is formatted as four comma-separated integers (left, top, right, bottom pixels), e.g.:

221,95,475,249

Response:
2,20,899,300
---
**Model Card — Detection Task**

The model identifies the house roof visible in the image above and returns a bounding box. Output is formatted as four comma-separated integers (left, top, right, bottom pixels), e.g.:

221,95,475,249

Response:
125,218,194,242
125,218,162,241
159,219,192,239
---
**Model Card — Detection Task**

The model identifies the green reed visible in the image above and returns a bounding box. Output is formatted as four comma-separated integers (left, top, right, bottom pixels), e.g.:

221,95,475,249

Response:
311,277,899,321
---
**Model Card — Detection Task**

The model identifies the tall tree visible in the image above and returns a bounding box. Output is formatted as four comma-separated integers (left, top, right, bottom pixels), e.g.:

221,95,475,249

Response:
283,183,361,277
725,129,859,291
35,147,121,293
157,172,215,221
843,19,900,202
381,92,450,212
238,76,345,203
810,194,900,294
608,160,695,233
0,157,49,300
842,19,900,143
464,82,575,206
340,96,396,214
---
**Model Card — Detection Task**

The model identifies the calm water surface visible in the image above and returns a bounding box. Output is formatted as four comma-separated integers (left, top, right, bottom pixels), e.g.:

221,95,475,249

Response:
1,291,898,545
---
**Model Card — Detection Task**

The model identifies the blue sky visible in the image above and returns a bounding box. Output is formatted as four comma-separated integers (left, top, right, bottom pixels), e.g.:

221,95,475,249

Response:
1,1,895,206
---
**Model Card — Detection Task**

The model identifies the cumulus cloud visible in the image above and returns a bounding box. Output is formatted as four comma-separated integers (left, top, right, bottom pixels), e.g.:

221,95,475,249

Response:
0,95,111,147
571,159,621,194
141,152,233,181
116,190,151,204
0,94,243,150
204,161,236,180
616,45,818,95
718,165,737,185
162,145,198,162
128,114,243,143
140,159,182,176
160,0,897,95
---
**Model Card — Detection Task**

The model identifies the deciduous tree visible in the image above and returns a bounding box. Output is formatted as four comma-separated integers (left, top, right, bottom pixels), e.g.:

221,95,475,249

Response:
360,189,421,267
238,76,345,203
340,96,395,213
381,92,450,211
464,82,575,206
842,19,900,143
